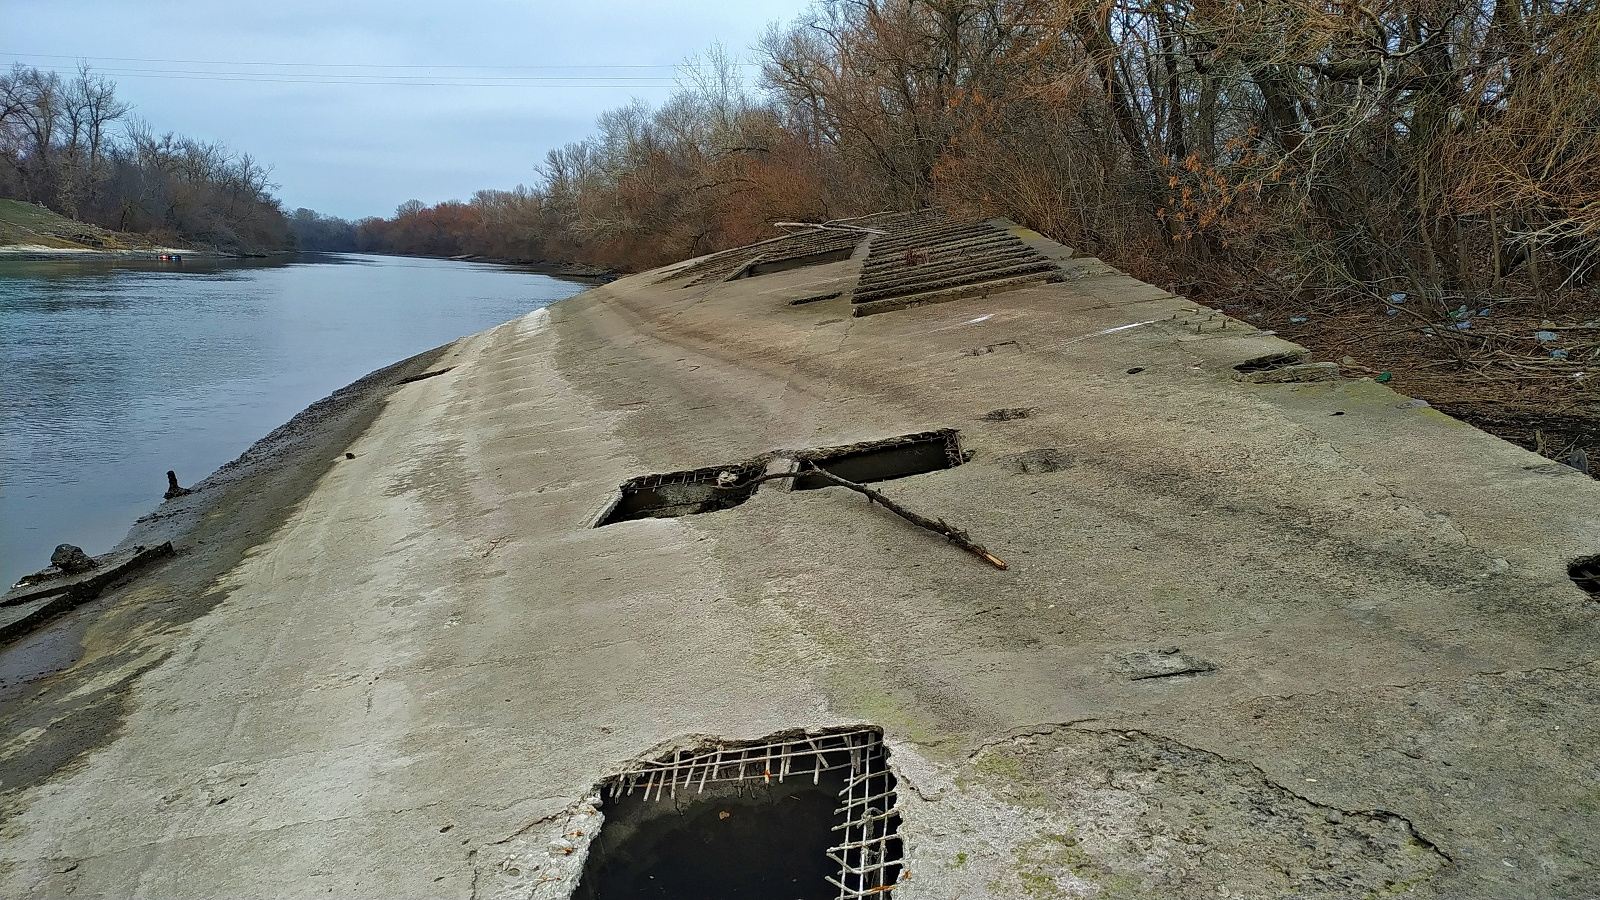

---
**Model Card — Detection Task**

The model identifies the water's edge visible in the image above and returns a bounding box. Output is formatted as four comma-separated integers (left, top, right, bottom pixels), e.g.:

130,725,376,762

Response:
0,253,585,583
0,334,463,790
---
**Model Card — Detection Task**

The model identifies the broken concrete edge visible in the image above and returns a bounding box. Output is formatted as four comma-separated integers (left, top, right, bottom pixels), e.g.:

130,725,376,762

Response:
396,366,455,386
870,246,1052,285
1569,554,1600,597
2,544,171,608
789,290,843,306
850,271,1065,318
474,716,1460,900
962,721,1456,866
473,723,906,900
1235,362,1344,385
592,430,964,523
0,543,174,641
853,257,1059,305
721,253,767,284
1232,350,1311,373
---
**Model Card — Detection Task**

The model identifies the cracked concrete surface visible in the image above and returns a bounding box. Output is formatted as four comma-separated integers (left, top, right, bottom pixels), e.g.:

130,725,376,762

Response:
2,228,1599,898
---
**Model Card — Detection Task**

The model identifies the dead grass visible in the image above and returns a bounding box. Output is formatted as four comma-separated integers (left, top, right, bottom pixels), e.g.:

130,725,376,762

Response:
1209,288,1599,475
0,199,153,251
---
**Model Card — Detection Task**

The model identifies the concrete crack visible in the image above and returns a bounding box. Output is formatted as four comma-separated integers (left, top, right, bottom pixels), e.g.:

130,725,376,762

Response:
892,768,945,803
1076,723,1456,866
964,718,1101,759
488,809,570,846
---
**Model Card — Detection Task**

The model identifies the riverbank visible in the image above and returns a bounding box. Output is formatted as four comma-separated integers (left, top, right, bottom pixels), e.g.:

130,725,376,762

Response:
441,251,618,281
0,342,449,777
0,198,282,260
0,252,585,589
0,244,222,261
3,216,1598,898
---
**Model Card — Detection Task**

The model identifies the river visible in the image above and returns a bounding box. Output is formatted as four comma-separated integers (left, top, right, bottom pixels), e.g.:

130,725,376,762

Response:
0,252,585,587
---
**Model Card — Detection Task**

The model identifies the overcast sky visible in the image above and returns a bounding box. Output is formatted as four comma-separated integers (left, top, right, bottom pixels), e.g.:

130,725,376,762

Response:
5,0,810,219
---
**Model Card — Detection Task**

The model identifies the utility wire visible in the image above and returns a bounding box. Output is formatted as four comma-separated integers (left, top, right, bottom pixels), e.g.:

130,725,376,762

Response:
79,67,681,82
1,50,760,70
12,67,684,88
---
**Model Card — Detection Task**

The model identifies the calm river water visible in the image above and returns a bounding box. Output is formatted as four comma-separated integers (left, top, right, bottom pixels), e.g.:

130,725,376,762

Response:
0,253,584,586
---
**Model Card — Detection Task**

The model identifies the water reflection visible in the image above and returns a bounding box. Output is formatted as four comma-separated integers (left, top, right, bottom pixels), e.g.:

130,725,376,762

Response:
0,252,584,585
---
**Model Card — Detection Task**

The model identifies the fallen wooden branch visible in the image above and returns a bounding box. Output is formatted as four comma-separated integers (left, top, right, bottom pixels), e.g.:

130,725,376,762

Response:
725,462,1008,570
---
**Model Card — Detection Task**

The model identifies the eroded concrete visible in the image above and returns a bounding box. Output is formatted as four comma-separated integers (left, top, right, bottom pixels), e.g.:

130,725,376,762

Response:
2,231,1598,898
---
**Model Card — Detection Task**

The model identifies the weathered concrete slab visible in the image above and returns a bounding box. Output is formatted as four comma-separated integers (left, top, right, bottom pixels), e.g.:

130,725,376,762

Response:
0,543,174,640
3,545,162,608
2,220,1598,899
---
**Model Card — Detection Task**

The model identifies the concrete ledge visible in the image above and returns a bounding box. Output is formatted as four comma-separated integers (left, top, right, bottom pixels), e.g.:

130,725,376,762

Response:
0,542,173,642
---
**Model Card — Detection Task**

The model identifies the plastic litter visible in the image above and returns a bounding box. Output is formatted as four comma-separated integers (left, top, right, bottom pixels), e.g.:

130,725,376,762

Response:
1290,315,1309,324
1375,372,1393,383
1388,292,1407,304
1552,349,1569,359
1451,321,1472,331
1535,330,1559,343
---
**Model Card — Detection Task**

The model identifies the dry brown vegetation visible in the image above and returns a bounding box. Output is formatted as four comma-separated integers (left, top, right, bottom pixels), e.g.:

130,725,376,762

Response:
345,0,1599,469
1,64,290,251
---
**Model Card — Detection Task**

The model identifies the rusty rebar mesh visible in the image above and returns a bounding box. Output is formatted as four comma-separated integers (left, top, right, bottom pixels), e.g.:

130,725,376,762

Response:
587,727,905,899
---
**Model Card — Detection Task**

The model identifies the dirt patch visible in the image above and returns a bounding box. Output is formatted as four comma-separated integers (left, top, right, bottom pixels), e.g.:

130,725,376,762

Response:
996,449,1073,475
1208,294,1599,476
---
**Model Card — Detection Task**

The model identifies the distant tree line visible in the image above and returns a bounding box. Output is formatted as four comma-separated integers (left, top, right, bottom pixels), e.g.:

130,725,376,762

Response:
335,0,1599,307
0,63,289,251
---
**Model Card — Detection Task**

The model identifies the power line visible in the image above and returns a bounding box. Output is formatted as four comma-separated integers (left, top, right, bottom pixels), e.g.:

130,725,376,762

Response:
15,66,683,89
82,66,681,82
1,50,759,70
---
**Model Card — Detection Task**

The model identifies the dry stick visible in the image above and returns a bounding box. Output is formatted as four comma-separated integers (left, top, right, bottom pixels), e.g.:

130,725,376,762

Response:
728,465,1008,570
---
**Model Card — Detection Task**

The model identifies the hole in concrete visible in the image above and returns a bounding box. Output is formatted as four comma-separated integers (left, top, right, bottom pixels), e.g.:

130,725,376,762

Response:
573,727,903,899
792,430,962,491
597,461,765,526
734,246,857,280
981,407,1035,422
1571,555,1600,597
1232,351,1306,374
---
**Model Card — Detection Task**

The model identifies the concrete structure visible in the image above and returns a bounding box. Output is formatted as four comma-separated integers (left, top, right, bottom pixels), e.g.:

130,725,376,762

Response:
2,218,1598,899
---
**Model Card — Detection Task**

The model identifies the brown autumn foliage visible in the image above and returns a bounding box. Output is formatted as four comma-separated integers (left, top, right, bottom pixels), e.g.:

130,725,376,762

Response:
1,63,290,251
342,0,1598,465
355,0,1600,304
